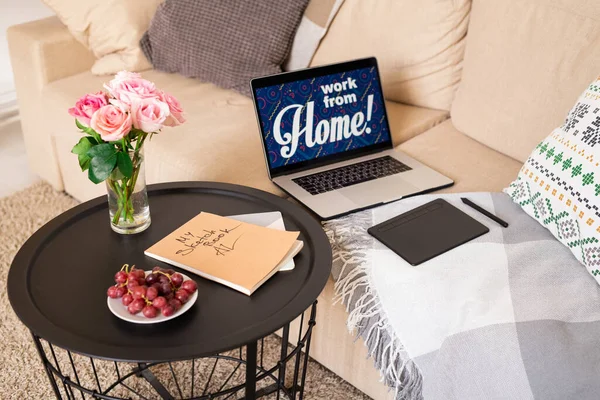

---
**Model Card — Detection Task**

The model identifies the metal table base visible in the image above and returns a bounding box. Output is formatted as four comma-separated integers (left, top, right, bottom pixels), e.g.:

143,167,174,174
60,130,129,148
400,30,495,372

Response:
32,303,317,400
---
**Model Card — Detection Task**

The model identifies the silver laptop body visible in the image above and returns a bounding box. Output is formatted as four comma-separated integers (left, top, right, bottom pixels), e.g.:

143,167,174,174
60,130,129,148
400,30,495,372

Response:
250,58,453,220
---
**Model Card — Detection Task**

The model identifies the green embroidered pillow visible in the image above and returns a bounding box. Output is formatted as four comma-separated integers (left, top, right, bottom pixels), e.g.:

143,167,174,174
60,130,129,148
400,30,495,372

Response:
505,76,600,284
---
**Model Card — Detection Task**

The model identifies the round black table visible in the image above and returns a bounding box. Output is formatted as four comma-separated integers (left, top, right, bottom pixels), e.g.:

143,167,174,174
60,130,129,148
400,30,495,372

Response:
7,182,332,400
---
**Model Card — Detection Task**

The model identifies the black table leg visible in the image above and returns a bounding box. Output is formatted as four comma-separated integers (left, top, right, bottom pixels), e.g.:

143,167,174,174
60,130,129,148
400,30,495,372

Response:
245,341,258,400
279,323,290,388
31,332,63,400
137,363,174,400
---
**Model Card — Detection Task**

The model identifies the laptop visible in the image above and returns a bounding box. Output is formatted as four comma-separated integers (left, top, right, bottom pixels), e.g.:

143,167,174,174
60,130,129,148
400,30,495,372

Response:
250,57,453,220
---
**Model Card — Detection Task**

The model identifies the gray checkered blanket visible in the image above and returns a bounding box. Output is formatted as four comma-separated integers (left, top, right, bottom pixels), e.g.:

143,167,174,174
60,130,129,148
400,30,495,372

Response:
323,192,600,400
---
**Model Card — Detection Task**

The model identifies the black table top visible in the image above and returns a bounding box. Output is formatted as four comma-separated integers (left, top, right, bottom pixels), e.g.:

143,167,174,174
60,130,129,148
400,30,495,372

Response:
8,182,332,362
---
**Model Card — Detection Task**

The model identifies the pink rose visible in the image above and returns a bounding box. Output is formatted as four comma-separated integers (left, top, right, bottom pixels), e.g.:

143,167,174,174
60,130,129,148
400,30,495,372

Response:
68,92,108,126
160,92,186,126
112,71,142,82
90,104,132,142
131,97,170,133
104,73,159,105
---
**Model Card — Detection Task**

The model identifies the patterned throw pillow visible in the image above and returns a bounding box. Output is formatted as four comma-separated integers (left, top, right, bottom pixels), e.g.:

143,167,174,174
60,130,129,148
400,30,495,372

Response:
140,0,309,96
506,76,600,284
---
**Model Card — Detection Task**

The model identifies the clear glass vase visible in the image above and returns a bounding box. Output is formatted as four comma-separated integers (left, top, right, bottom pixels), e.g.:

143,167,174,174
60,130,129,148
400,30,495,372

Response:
106,148,151,234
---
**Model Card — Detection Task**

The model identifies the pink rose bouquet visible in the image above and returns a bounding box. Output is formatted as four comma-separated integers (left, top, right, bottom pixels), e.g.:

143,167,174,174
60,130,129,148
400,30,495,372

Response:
70,71,185,230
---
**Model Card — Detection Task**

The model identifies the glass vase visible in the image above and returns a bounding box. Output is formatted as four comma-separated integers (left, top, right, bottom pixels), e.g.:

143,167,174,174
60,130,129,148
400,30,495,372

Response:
106,148,151,234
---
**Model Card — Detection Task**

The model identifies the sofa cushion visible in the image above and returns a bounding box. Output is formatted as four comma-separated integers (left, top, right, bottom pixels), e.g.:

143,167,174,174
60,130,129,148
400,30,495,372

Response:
310,0,471,111
505,76,600,285
45,70,447,201
42,0,162,75
140,0,309,96
398,120,523,193
451,0,600,163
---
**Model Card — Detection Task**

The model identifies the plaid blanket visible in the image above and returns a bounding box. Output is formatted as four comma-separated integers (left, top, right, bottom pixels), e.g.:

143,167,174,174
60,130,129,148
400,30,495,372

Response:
324,192,600,400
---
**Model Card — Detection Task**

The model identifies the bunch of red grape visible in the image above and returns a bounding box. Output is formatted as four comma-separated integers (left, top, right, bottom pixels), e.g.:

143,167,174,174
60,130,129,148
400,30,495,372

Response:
107,264,197,318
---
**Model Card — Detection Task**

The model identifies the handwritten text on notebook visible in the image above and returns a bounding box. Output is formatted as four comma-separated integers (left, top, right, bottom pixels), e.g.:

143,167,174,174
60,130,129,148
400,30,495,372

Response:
175,224,243,257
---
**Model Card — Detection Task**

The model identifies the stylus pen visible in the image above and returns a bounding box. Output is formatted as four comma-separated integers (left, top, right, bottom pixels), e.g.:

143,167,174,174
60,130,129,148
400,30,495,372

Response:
461,197,509,228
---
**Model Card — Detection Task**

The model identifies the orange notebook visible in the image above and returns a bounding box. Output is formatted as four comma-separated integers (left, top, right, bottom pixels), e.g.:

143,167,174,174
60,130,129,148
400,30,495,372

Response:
144,212,300,295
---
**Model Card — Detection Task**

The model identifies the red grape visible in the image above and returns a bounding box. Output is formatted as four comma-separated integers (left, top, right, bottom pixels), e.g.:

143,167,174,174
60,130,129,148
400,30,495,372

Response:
137,277,146,286
131,285,147,300
115,286,127,298
161,305,175,317
142,305,158,318
171,273,184,288
164,292,175,301
107,286,119,298
152,296,167,309
181,280,197,294
132,269,145,279
175,289,189,304
127,278,139,289
114,271,128,284
158,282,172,296
165,269,175,275
158,275,169,284
168,298,182,311
146,286,158,301
128,299,145,314
145,273,158,285
152,266,161,272
122,293,133,306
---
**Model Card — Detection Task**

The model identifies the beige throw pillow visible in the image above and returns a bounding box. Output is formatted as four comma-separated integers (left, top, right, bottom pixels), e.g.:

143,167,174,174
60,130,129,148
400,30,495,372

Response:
283,0,344,71
451,0,600,163
310,0,471,111
42,0,163,75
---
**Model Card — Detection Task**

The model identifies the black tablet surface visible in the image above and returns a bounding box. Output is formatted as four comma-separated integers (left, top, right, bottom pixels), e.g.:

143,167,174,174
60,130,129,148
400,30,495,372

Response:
367,199,489,266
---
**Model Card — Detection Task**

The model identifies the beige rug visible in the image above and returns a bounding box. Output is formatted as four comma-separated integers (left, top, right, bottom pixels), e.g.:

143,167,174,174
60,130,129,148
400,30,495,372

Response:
0,182,370,400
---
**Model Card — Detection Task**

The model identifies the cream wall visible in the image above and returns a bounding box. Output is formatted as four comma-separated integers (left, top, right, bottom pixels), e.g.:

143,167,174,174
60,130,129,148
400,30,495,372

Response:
0,0,53,116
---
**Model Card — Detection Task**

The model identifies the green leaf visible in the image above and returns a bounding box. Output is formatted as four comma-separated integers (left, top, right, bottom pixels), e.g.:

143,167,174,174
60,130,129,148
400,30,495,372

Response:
116,151,133,178
71,136,96,155
75,119,104,143
87,143,117,159
86,143,118,184
72,137,99,172
110,167,125,181
88,153,117,184
78,153,91,171
75,119,88,131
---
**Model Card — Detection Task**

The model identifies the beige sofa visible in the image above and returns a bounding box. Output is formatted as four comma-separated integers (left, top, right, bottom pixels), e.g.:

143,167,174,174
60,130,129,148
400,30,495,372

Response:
8,0,600,398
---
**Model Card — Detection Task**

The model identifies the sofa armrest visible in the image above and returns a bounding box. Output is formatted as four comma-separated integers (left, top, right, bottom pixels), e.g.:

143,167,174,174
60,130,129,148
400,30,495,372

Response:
7,17,96,190
8,16,95,87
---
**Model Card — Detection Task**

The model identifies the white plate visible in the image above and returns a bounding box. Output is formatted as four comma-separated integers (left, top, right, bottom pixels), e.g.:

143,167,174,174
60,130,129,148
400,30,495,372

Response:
107,270,198,324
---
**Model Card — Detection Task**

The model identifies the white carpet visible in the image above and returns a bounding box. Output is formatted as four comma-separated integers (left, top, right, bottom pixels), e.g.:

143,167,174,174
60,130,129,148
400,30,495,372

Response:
0,118,40,198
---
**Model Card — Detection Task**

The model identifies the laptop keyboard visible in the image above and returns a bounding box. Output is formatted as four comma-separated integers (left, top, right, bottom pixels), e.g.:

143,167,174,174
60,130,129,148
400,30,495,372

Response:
292,156,412,196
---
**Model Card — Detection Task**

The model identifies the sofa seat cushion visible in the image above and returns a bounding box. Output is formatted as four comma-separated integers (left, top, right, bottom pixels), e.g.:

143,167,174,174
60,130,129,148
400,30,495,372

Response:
398,120,523,193
46,69,449,201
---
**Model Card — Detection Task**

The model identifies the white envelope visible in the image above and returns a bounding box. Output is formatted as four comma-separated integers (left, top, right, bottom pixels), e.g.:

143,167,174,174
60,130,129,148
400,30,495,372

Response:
227,211,302,271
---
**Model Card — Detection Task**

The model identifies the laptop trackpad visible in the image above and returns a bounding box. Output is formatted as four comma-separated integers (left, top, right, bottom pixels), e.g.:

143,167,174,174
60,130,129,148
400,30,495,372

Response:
340,179,420,205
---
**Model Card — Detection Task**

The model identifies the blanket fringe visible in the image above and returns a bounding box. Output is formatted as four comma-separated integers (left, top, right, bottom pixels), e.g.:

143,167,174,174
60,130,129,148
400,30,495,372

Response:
326,218,424,400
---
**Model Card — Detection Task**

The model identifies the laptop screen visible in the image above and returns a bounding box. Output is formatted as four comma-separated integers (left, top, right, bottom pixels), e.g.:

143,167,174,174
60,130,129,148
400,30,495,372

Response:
252,59,392,177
